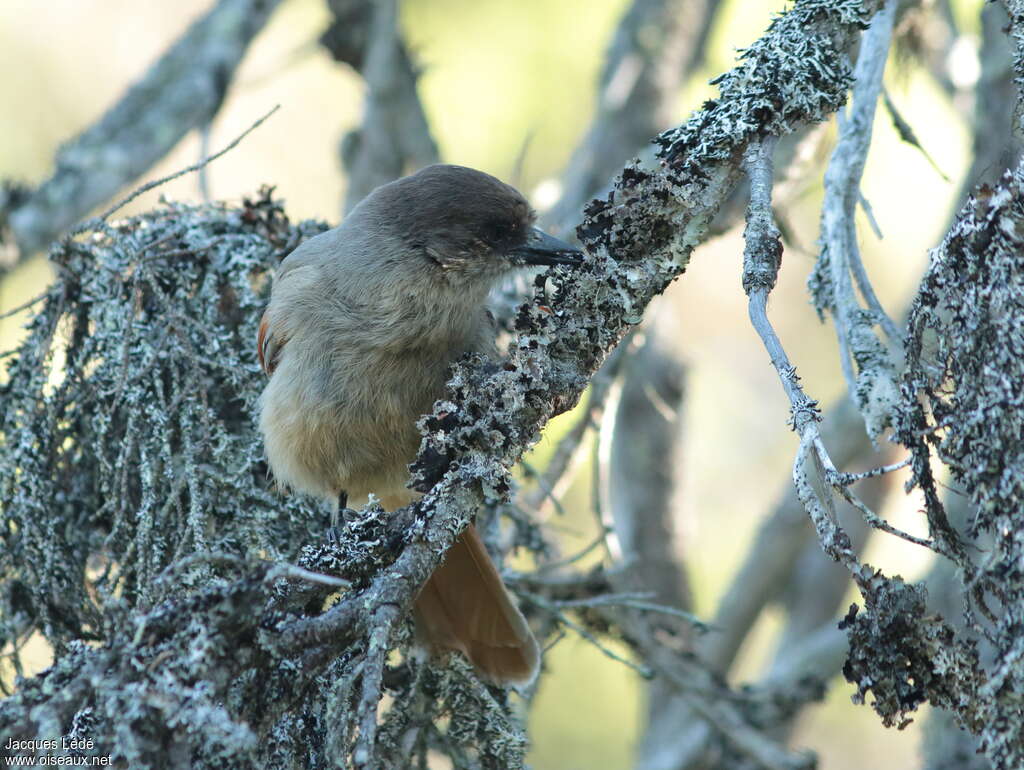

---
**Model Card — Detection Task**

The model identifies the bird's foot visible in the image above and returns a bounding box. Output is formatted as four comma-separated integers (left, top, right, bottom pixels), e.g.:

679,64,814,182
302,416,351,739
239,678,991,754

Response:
326,491,357,544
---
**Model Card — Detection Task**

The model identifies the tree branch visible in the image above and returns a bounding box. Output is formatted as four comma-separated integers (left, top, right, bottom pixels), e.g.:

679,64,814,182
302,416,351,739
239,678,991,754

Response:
545,0,724,233
0,0,281,262
331,0,439,213
0,0,891,765
809,0,902,442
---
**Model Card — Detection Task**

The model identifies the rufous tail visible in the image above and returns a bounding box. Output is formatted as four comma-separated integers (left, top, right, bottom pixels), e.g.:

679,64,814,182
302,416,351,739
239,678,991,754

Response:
414,524,539,686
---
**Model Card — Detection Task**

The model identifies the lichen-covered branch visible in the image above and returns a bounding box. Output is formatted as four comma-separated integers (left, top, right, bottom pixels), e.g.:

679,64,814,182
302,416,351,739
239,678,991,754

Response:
808,0,902,441
0,195,527,768
887,156,1024,769
919,490,992,770
736,31,1024,765
713,6,1024,766
0,0,281,262
1,0,902,766
739,55,1024,770
1002,0,1024,136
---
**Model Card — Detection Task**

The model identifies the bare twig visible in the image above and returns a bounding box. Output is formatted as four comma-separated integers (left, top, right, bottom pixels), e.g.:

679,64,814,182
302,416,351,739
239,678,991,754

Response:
550,592,709,631
274,565,351,589
813,0,903,438
526,591,654,677
832,481,933,549
857,189,884,239
881,87,950,181
532,528,609,570
836,456,911,484
73,105,280,234
0,292,48,321
1,0,281,260
197,125,214,202
522,340,632,514
338,0,439,212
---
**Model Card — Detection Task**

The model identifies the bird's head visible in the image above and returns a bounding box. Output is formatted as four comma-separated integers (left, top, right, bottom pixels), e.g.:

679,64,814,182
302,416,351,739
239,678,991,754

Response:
353,164,583,285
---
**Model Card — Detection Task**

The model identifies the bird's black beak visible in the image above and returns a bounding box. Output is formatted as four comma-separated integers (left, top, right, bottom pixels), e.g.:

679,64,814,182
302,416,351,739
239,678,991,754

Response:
508,227,584,267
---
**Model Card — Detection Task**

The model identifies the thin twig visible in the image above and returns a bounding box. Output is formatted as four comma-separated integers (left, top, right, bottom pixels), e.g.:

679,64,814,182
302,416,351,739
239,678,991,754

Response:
594,373,625,561
857,189,884,239
523,339,632,513
197,124,213,202
0,291,48,320
273,565,351,589
73,105,280,233
744,137,862,572
836,456,911,484
551,592,712,632
846,219,902,343
836,485,934,550
533,528,610,570
819,0,903,361
526,591,654,678
154,549,351,591
881,87,950,181
517,465,568,517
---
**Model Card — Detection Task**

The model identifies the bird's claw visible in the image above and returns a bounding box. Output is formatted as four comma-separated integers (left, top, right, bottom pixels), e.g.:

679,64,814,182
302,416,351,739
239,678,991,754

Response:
326,490,358,544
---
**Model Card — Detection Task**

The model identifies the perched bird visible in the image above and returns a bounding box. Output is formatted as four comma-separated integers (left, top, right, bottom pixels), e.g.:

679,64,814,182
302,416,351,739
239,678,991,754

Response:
257,164,582,685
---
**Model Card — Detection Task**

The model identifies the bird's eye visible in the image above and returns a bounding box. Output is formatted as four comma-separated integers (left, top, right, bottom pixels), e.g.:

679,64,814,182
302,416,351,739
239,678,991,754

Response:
486,221,510,243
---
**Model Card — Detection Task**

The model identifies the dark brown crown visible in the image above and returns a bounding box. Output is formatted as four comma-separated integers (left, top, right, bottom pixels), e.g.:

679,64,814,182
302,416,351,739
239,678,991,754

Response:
362,164,536,259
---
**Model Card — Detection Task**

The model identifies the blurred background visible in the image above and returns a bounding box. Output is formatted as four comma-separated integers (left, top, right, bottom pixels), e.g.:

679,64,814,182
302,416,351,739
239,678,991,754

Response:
0,0,989,767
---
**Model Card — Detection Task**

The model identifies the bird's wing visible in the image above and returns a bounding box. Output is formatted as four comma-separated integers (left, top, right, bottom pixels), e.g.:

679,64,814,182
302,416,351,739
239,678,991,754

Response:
257,258,324,377
257,311,285,377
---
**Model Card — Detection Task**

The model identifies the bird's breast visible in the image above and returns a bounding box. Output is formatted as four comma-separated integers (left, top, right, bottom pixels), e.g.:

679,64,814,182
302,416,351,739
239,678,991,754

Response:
259,322,473,502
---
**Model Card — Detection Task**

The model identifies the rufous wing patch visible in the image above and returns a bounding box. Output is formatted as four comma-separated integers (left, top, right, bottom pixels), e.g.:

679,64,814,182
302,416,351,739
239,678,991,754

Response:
257,311,285,376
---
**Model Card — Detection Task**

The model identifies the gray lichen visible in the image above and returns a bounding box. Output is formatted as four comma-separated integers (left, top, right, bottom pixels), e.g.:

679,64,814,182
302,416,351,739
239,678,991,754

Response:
0,189,320,640
11,1,983,768
879,161,1024,768
0,192,534,768
840,574,982,732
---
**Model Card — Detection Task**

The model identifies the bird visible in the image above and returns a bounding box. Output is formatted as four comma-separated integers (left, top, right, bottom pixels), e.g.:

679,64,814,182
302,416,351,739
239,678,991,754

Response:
256,163,582,685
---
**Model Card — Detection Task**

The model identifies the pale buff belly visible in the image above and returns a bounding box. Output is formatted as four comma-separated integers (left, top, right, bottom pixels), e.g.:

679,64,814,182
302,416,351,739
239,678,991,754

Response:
258,362,423,504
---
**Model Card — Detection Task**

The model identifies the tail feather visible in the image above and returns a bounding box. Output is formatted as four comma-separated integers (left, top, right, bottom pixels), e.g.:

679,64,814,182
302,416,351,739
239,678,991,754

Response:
414,524,539,686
